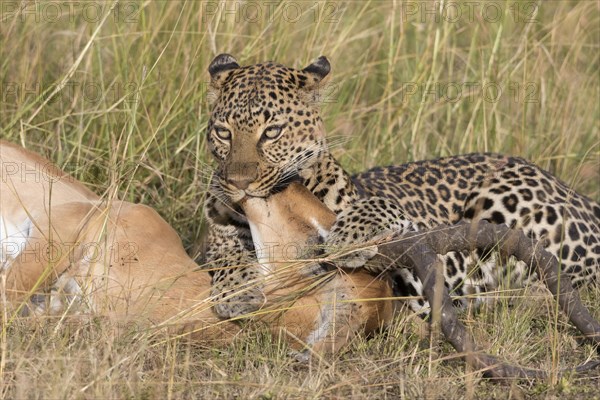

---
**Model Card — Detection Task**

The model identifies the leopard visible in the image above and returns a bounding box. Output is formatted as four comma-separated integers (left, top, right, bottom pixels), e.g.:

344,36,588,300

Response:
200,53,600,320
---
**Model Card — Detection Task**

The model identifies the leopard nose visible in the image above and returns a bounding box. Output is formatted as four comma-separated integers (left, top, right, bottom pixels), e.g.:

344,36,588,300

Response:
225,162,259,190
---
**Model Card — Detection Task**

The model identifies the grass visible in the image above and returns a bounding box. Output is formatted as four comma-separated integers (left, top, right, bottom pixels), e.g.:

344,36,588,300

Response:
1,0,599,398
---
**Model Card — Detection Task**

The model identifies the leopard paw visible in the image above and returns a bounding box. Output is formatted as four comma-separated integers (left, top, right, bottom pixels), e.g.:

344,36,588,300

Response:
333,244,379,269
212,287,264,319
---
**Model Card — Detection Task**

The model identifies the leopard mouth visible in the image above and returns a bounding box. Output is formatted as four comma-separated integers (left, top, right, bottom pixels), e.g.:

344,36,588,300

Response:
221,172,302,203
269,172,302,195
224,186,269,204
228,189,249,203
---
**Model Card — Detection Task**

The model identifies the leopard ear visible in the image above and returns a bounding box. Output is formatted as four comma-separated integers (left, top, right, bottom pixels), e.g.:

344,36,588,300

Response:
300,56,331,89
208,53,239,88
207,54,239,105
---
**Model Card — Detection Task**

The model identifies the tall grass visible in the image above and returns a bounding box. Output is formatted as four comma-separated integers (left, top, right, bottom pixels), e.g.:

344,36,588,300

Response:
1,1,599,398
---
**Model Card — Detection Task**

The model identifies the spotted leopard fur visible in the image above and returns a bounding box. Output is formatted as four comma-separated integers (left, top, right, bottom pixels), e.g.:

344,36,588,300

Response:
201,54,600,319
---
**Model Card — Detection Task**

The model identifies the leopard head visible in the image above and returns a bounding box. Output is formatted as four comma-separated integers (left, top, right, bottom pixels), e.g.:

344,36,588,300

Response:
206,54,331,203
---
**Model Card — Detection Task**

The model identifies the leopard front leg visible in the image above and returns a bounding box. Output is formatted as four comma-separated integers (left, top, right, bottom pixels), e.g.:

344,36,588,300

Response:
325,197,417,273
204,223,266,319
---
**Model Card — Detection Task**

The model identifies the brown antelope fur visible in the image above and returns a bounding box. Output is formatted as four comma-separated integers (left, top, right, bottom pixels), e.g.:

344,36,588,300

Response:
1,140,392,353
240,182,393,354
0,140,239,344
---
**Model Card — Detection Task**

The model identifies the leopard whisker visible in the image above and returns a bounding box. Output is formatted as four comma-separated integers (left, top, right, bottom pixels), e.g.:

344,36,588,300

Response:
326,135,353,150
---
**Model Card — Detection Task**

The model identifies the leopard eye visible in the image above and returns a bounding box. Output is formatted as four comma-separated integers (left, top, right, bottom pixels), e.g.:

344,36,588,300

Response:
213,126,231,141
262,124,285,141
